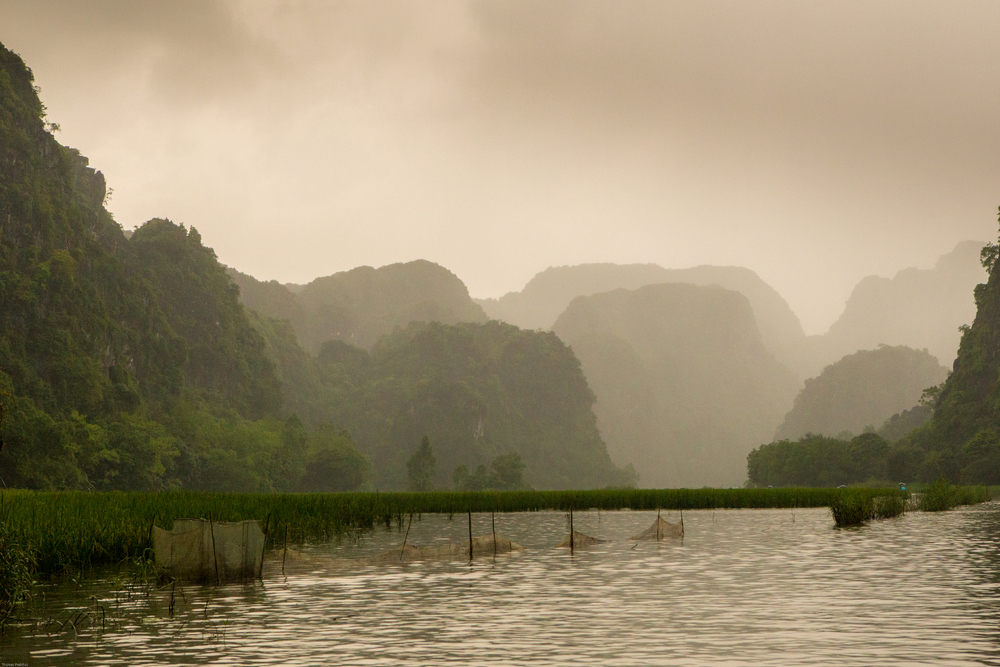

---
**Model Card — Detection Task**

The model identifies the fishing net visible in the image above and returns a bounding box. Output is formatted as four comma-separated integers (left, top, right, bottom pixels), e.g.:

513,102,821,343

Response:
153,519,264,583
628,515,683,540
368,533,523,564
555,530,609,548
274,533,523,572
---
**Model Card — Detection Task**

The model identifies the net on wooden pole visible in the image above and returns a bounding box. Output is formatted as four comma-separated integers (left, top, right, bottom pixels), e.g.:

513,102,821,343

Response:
628,515,683,541
153,519,264,583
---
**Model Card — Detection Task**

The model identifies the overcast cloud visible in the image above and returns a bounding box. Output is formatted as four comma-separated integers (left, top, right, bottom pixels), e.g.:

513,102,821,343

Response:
2,0,998,333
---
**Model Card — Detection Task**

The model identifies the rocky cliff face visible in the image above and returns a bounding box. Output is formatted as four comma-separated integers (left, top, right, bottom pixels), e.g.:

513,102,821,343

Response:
553,283,800,488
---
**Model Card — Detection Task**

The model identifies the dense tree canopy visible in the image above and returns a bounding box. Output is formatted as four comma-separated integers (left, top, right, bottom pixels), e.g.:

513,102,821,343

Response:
0,44,628,493
299,321,636,490
0,44,370,492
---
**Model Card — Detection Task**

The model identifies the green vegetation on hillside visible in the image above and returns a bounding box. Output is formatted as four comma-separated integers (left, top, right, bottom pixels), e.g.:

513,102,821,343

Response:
774,345,948,442
750,214,1000,487
0,44,622,493
231,260,488,353
895,212,1000,483
306,321,636,490
0,44,370,493
877,404,933,443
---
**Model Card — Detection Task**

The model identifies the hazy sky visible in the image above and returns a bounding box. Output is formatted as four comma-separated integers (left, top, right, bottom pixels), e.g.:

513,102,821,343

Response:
2,1,998,333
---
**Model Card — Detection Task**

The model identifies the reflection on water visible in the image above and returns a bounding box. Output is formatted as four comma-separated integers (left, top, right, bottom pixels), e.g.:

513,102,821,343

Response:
6,504,1000,665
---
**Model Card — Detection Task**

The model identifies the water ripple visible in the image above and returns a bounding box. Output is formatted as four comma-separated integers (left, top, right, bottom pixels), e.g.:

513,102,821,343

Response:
7,504,1000,665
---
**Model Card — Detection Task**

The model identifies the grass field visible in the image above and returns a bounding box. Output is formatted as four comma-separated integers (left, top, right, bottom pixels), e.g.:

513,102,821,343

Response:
0,487,916,576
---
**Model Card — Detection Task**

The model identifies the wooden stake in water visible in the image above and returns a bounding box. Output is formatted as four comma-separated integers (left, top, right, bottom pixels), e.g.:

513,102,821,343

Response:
468,510,473,562
282,524,289,575
400,513,413,562
569,507,574,554
208,513,221,586
492,511,497,557
259,513,270,579
657,509,662,540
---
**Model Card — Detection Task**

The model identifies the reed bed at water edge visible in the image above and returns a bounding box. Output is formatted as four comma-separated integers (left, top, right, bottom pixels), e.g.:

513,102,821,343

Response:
830,483,989,526
830,492,906,527
3,487,902,575
918,481,990,512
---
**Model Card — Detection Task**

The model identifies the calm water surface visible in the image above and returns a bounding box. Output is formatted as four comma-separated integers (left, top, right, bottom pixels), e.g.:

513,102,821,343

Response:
5,504,1000,665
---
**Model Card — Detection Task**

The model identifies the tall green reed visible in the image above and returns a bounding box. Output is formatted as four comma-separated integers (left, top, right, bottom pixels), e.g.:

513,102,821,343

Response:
2,487,903,576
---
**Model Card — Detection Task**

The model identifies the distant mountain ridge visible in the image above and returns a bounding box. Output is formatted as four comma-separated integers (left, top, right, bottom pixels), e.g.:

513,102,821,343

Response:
746,219,1000,487
478,263,807,374
230,260,488,353
804,240,986,376
552,283,800,488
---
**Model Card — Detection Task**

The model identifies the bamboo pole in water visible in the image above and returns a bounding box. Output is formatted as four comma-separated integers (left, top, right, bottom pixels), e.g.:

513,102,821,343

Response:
259,513,270,579
208,513,221,586
400,513,413,562
282,524,289,575
241,522,249,583
569,507,574,554
492,511,497,556
468,510,473,562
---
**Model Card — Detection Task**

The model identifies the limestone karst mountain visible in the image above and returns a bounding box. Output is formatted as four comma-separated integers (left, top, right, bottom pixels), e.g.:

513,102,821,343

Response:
478,263,808,375
774,345,949,442
310,321,637,490
231,260,488,353
552,283,800,488
899,225,1000,483
805,241,986,376
748,224,1000,486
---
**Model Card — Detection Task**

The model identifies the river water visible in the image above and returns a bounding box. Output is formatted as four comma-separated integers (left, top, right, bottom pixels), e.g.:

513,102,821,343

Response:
5,503,1000,665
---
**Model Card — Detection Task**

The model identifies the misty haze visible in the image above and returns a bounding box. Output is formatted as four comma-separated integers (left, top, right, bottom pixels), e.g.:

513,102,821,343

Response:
2,2,1000,665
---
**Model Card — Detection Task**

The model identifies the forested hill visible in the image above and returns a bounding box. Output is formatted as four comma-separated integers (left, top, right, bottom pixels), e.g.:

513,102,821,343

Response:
902,217,1000,481
774,345,948,442
0,44,367,491
0,44,627,492
552,283,800,488
748,220,1000,487
303,321,637,490
230,260,489,353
